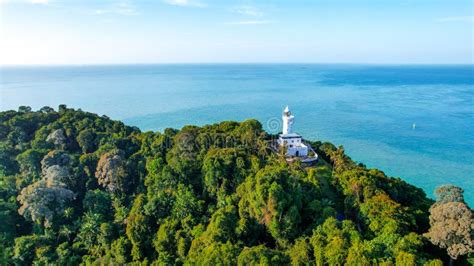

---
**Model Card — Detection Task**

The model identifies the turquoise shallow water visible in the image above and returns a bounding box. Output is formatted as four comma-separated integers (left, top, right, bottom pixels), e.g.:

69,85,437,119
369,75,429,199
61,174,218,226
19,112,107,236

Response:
1,64,473,205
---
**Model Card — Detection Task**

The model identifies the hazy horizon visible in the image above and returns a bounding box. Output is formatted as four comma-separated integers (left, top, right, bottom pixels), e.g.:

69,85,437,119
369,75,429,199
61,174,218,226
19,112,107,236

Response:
2,62,474,67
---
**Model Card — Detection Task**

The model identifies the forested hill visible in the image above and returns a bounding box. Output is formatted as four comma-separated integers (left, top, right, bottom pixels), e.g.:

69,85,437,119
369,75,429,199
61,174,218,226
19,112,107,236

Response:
0,106,471,265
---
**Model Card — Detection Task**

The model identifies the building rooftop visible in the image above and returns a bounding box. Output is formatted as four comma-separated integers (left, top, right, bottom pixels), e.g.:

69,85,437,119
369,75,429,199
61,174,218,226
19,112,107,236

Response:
279,133,301,138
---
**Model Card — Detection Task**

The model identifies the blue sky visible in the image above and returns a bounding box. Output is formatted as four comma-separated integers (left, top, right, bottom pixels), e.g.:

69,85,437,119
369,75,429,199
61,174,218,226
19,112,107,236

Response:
0,0,473,64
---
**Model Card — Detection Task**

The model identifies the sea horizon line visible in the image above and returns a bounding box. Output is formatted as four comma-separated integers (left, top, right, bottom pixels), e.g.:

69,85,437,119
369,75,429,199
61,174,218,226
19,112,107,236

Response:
1,62,474,68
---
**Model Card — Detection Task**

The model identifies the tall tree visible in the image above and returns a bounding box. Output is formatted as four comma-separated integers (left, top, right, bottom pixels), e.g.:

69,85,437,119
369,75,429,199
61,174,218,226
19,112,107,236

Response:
425,185,473,265
126,194,152,261
17,152,75,228
95,149,129,194
17,179,75,228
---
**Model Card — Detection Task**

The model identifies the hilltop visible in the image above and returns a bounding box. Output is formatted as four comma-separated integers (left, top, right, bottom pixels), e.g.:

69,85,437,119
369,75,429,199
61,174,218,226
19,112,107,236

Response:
0,105,471,265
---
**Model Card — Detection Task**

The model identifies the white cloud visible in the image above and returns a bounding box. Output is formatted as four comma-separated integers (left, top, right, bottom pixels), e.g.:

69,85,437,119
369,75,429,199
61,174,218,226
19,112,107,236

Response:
232,5,263,17
437,16,474,23
95,2,139,16
225,20,275,25
163,0,206,8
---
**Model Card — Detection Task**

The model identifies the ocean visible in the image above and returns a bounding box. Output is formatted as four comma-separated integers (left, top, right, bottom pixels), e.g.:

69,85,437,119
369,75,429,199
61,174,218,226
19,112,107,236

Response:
1,64,473,205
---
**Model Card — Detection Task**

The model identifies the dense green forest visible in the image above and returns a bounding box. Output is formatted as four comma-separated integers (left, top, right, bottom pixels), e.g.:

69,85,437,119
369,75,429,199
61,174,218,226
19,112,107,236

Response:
0,106,472,265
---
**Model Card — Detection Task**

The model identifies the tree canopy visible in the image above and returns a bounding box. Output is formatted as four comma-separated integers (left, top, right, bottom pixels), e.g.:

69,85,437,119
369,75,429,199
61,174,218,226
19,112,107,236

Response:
0,106,470,265
425,185,473,264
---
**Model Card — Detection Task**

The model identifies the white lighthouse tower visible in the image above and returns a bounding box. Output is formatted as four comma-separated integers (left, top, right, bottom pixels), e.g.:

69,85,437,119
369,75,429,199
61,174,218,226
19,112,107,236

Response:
278,106,308,157
282,106,294,134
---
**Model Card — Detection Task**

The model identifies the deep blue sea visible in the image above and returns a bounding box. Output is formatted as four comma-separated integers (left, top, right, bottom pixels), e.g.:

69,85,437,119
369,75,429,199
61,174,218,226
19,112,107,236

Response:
1,64,473,205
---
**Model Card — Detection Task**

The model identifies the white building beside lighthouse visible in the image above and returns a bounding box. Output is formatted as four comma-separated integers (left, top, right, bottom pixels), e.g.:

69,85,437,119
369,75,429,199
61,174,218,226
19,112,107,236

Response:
278,106,308,157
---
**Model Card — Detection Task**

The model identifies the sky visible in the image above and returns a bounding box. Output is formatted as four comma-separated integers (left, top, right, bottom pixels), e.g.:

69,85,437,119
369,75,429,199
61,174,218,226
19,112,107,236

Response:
0,0,473,65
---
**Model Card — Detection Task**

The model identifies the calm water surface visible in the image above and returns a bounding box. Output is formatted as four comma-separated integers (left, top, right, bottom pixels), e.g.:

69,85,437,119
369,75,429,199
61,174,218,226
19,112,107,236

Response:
1,64,473,205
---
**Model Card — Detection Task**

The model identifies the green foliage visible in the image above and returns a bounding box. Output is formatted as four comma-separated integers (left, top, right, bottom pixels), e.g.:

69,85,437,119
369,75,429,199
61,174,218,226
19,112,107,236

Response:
153,218,178,259
360,193,412,235
16,149,44,184
238,245,290,265
126,194,153,261
203,148,249,204
77,128,97,153
13,234,48,265
76,212,103,254
310,217,354,265
0,107,464,265
187,241,241,265
0,235,13,265
238,165,306,246
111,236,132,263
83,189,113,219
288,237,312,266
0,200,20,240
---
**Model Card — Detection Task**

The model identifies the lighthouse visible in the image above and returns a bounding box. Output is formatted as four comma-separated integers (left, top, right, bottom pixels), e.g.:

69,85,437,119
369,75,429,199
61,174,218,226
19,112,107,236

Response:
282,106,294,134
278,106,308,157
